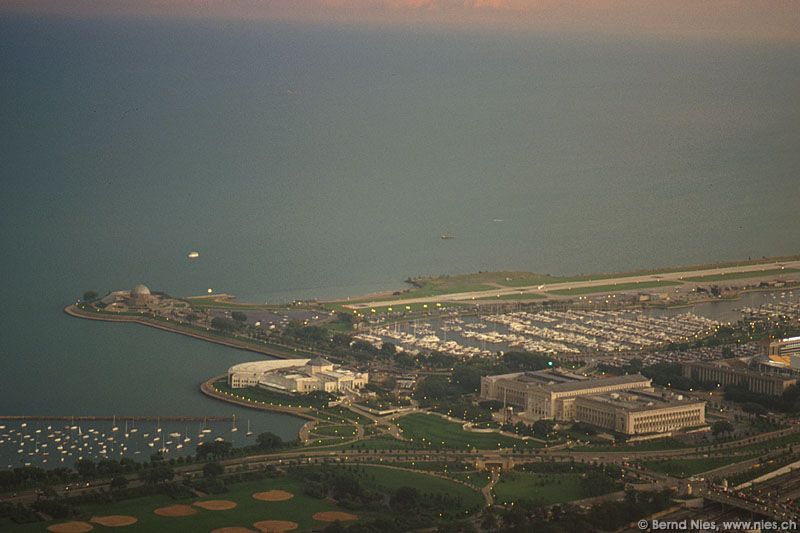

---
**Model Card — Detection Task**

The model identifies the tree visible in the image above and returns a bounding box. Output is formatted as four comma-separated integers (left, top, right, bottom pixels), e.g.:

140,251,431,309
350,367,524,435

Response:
451,365,482,393
110,476,129,490
256,432,283,451
503,351,554,372
203,462,224,478
82,291,98,302
231,311,248,323
196,440,233,460
532,420,557,439
211,317,238,332
391,486,419,511
75,459,96,479
379,342,396,356
712,420,734,436
414,375,450,406
139,465,174,485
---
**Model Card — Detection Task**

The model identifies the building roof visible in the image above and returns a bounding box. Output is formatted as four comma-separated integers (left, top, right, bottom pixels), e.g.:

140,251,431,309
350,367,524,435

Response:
229,359,310,374
579,390,704,413
546,373,651,393
131,284,151,296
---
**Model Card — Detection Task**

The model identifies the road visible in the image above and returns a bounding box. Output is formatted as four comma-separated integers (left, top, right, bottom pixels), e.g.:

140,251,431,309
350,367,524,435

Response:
345,259,800,309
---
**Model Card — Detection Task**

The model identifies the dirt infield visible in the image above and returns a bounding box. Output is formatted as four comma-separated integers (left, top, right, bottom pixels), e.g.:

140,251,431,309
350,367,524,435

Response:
47,522,94,533
252,520,299,532
153,504,199,517
211,528,257,533
89,515,138,527
194,499,238,511
312,511,359,522
252,490,295,502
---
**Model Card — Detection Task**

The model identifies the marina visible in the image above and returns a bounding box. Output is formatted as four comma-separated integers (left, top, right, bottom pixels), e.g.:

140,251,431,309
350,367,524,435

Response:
0,416,253,469
356,290,800,360
357,310,722,358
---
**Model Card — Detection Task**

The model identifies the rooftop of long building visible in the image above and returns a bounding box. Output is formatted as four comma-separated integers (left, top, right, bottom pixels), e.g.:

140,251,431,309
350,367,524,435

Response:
579,389,704,413
485,369,650,393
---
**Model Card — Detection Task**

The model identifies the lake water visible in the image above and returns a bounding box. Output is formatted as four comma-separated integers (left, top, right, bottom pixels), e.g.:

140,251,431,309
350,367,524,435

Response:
1,15,798,450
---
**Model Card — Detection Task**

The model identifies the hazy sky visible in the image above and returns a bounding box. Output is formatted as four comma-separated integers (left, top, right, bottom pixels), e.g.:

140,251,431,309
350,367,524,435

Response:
3,0,799,42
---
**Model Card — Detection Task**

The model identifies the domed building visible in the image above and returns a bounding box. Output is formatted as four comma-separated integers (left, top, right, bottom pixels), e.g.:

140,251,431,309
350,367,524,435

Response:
129,284,152,305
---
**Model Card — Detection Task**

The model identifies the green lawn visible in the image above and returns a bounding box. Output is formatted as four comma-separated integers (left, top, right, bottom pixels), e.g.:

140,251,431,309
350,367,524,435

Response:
311,424,357,437
475,292,546,301
303,436,418,451
492,472,587,506
640,455,757,478
682,268,800,282
7,476,348,533
396,413,539,450
212,379,326,410
351,465,484,510
725,432,800,454
547,280,681,296
447,471,493,486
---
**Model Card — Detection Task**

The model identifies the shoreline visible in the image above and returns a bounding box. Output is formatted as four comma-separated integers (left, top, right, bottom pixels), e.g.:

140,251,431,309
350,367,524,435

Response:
63,304,311,360
339,259,800,309
199,374,316,421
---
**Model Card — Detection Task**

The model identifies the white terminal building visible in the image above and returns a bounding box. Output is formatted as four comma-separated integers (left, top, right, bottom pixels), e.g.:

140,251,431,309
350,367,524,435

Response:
227,357,368,394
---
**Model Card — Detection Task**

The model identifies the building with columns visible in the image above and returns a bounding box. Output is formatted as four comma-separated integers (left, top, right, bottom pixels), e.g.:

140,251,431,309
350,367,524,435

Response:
480,369,653,421
228,357,368,394
575,390,705,436
680,361,796,396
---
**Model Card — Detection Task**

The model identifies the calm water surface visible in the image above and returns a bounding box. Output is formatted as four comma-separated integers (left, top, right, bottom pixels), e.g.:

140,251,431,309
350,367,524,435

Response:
1,16,798,441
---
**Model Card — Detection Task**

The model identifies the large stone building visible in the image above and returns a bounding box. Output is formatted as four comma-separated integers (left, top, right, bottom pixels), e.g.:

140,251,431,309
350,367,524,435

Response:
227,357,368,394
575,390,705,436
480,369,653,421
681,360,796,396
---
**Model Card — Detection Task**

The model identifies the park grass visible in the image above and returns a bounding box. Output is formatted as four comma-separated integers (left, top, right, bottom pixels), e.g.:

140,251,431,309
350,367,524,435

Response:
184,298,286,310
475,292,546,301
492,472,587,506
302,436,417,451
682,268,800,283
11,477,347,533
725,432,800,454
212,379,327,410
547,280,681,296
396,413,540,450
312,424,357,437
448,471,493,486
313,406,373,426
640,454,758,478
348,465,484,511
410,257,800,293
306,436,351,446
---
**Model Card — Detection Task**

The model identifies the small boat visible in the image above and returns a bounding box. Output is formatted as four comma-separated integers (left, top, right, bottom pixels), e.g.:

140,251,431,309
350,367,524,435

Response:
245,420,253,437
231,415,238,433
440,234,456,240
187,251,200,259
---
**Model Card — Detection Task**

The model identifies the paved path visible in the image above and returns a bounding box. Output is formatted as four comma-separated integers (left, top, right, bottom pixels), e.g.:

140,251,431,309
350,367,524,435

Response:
482,469,500,506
